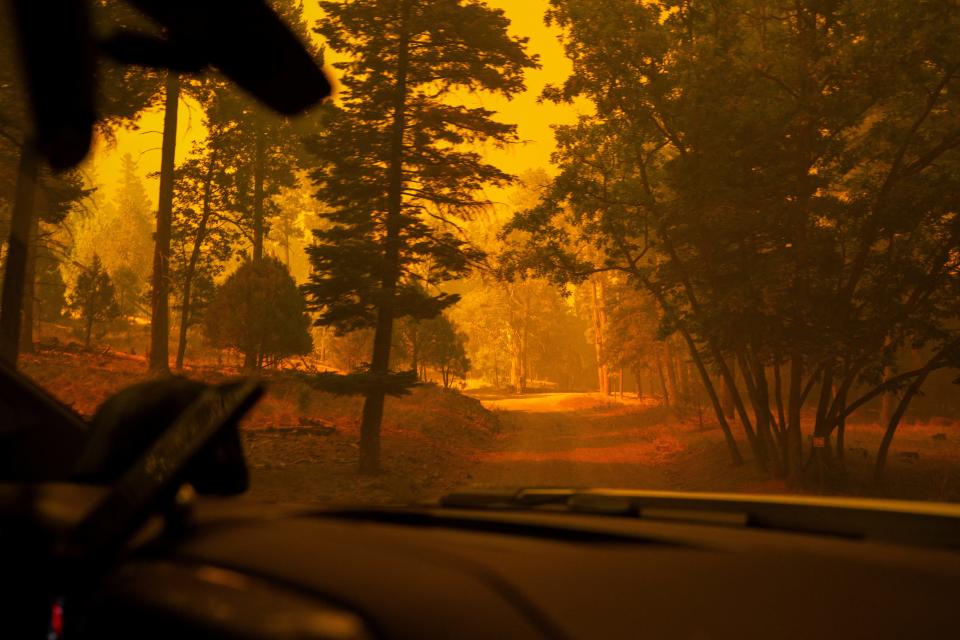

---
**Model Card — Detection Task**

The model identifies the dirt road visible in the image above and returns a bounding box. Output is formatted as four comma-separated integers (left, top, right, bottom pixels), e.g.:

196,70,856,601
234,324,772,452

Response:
466,392,960,502
467,392,717,490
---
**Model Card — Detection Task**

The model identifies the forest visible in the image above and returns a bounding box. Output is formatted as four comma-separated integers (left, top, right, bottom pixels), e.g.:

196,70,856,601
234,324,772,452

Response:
1,0,959,502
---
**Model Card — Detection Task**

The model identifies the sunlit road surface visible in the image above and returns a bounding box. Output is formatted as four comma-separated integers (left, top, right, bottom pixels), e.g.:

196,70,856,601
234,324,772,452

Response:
465,392,694,490
474,393,636,413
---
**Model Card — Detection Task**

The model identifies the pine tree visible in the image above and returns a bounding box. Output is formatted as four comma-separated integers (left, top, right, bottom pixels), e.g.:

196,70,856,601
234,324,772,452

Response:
303,0,537,473
147,70,183,373
93,154,154,285
69,254,120,349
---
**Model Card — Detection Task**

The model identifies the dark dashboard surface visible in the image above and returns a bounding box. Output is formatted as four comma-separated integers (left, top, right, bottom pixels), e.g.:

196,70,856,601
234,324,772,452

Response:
86,503,960,639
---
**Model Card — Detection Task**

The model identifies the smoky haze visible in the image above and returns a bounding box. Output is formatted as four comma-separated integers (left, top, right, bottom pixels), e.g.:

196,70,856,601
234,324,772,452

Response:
1,0,959,504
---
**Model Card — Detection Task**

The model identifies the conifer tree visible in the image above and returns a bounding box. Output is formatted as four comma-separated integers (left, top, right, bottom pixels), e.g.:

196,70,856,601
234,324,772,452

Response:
93,154,154,285
303,0,537,473
204,257,312,370
70,254,120,349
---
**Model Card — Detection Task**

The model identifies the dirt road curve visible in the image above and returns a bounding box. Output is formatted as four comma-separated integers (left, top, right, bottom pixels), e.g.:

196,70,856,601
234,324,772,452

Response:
467,392,696,490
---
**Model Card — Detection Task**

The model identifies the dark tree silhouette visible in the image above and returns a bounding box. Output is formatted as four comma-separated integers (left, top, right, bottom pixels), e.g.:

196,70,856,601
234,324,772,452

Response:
69,254,120,349
170,119,242,371
304,0,537,473
204,257,312,370
420,314,470,389
511,0,960,486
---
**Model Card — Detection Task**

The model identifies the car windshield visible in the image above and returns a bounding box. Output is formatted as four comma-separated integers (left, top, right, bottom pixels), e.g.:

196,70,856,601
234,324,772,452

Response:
2,0,959,509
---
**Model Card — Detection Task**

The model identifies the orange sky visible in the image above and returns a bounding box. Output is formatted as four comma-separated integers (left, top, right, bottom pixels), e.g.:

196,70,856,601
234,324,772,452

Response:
88,0,579,208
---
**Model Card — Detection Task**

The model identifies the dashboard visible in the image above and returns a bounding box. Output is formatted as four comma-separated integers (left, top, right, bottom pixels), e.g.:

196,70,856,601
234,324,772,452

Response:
69,501,960,639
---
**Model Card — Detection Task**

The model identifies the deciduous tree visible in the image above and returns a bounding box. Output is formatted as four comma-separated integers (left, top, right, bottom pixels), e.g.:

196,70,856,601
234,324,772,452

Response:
513,0,960,485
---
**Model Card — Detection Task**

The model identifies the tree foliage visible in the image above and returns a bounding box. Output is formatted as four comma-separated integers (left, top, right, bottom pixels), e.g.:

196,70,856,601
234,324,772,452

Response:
420,313,470,389
303,0,537,472
75,154,153,289
510,0,960,485
170,117,246,369
69,254,120,348
394,312,471,388
203,257,312,369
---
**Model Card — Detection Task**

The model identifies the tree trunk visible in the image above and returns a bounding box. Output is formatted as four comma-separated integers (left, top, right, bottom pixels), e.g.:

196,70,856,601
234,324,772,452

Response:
880,357,894,427
252,120,266,262
638,275,742,464
786,353,804,486
874,369,931,488
591,277,609,395
660,239,759,458
634,368,643,399
678,349,690,399
835,386,847,464
879,390,893,428
0,142,38,367
409,326,419,376
175,275,194,371
737,351,770,473
655,351,670,407
773,357,787,442
717,352,762,466
242,121,268,372
148,71,180,373
750,352,782,476
521,296,530,391
84,309,93,349
175,151,217,371
664,339,680,405
18,206,39,354
358,2,410,475
808,360,836,486
678,326,743,465
511,342,524,393
721,360,736,419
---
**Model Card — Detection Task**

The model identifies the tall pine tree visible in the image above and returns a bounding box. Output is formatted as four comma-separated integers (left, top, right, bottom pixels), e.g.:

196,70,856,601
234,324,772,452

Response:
304,0,537,473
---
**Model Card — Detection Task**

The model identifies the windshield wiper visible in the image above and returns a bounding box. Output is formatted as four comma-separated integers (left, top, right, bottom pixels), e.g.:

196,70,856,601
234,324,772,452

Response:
440,488,960,550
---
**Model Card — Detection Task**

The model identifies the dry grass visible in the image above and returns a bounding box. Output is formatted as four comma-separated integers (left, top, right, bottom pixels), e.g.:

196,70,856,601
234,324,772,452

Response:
19,349,500,505
16,350,960,505
637,415,960,502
